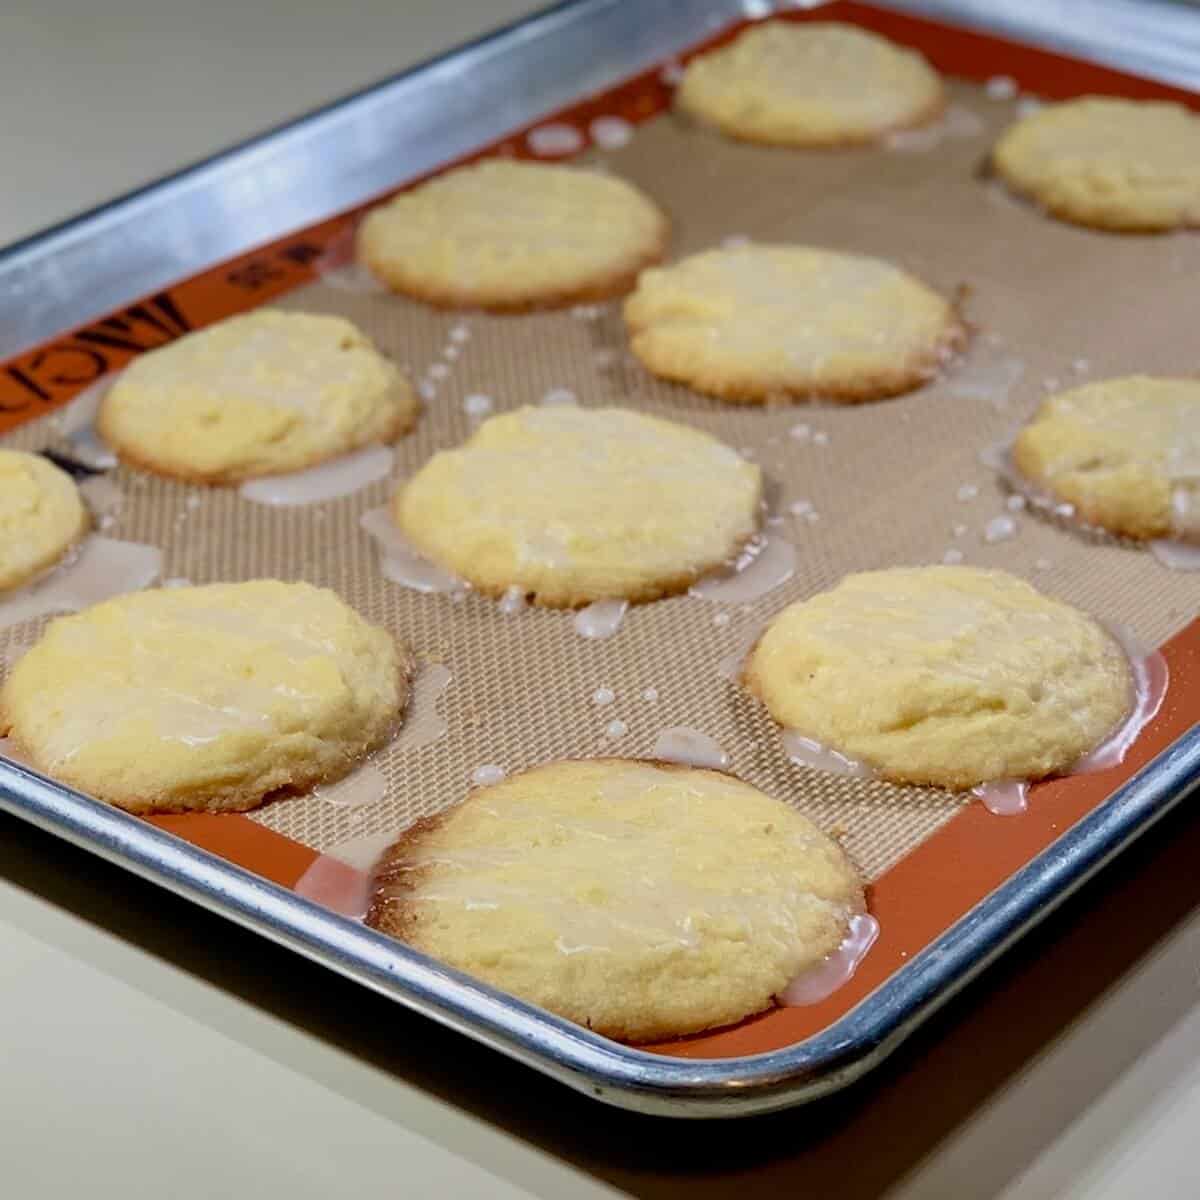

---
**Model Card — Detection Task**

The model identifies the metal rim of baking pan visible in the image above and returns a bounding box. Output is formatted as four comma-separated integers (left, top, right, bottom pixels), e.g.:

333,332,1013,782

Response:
1,0,1198,1118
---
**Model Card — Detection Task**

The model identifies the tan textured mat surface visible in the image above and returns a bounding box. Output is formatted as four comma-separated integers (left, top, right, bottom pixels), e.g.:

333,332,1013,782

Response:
3,74,1198,884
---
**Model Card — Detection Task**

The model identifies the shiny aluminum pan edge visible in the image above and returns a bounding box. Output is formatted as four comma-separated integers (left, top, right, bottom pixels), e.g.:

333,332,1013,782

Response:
2,0,1200,1116
2,729,1198,1117
1,0,1197,359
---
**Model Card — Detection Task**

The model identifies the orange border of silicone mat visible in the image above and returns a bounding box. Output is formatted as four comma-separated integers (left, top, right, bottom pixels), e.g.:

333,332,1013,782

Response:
3,2,1198,1060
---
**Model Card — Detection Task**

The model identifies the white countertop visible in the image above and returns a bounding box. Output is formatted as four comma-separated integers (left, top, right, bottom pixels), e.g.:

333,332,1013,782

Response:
3,3,1200,1196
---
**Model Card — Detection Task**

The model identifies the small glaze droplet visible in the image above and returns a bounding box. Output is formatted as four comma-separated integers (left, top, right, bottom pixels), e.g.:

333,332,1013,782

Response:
956,483,979,501
541,387,578,407
942,548,965,565
498,585,527,615
463,393,493,417
1005,494,1027,513
789,423,811,442
527,123,584,156
782,914,880,1005
593,687,615,706
471,764,507,787
985,75,1018,99
650,727,729,770
589,116,633,149
574,599,628,640
983,514,1018,543
605,719,628,739
641,687,659,702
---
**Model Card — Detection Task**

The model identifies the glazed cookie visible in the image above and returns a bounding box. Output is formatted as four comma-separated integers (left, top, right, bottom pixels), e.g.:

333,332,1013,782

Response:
0,450,89,592
357,160,668,310
0,581,407,813
745,566,1133,789
99,310,417,483
624,244,964,403
676,21,944,147
992,97,1200,231
367,758,864,1042
395,406,761,606
1013,376,1200,541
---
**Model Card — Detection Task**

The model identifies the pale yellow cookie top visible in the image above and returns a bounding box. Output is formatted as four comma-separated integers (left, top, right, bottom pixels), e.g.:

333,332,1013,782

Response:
356,160,668,310
395,405,762,606
0,580,407,814
745,566,1133,789
992,97,1200,231
369,758,864,1042
99,310,417,483
0,450,89,593
623,244,963,403
677,21,944,146
1013,376,1200,541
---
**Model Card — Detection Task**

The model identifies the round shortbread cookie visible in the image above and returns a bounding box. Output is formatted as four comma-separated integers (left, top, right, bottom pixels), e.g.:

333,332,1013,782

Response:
367,758,864,1042
0,581,408,814
356,160,669,311
992,97,1200,232
745,566,1133,789
676,21,944,147
623,244,964,403
1014,377,1200,542
0,450,89,592
395,405,762,606
98,310,417,484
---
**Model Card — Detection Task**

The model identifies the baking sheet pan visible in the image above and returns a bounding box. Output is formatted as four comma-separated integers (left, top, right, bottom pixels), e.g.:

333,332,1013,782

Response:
1,0,1198,1116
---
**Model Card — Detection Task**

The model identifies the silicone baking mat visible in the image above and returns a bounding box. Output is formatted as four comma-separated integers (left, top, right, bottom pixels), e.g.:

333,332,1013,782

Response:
1,1,1197,1067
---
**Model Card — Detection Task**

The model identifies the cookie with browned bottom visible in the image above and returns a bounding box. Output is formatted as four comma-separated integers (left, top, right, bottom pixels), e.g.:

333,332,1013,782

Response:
0,581,408,814
357,160,668,310
368,758,865,1042
624,244,964,403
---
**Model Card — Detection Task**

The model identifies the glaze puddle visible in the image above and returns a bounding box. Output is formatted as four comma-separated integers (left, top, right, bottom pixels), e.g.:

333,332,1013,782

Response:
717,623,765,683
53,373,121,468
574,599,628,640
983,440,1200,570
395,663,453,750
312,761,387,809
314,226,386,293
781,914,880,1006
950,351,1025,409
885,104,984,152
0,537,161,630
293,829,399,920
1072,626,1168,773
239,444,393,506
360,508,467,595
971,779,1029,816
649,727,730,770
79,475,125,529
779,625,1166,818
781,731,875,779
690,535,795,604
